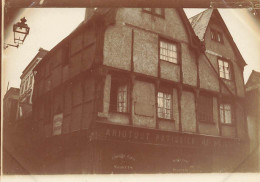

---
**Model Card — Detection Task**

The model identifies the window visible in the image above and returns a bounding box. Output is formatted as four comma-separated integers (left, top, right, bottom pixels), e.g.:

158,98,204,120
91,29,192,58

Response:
220,103,232,124
218,59,231,80
142,8,164,17
160,40,178,63
197,94,213,123
110,80,128,113
157,91,172,119
30,74,33,86
210,30,216,40
210,29,223,43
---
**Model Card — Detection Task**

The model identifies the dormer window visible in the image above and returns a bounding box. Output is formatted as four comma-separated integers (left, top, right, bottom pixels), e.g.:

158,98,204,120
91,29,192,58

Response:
142,8,165,17
218,59,231,80
210,29,223,43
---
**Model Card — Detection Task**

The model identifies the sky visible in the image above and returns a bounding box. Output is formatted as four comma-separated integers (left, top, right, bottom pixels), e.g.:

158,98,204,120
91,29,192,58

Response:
2,8,260,95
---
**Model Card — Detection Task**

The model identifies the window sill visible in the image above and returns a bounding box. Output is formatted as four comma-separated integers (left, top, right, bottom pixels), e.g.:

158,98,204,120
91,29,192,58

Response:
109,111,130,115
199,120,216,125
142,10,165,19
220,123,234,126
220,77,232,82
157,117,175,122
160,59,179,65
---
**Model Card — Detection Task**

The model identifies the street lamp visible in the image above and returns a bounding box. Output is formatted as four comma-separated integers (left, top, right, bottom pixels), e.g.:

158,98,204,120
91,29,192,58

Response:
4,17,30,49
13,17,30,45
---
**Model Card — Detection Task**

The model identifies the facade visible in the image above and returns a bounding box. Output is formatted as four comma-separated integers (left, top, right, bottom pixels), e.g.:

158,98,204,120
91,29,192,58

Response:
3,87,20,124
245,70,260,171
17,48,48,119
29,8,248,174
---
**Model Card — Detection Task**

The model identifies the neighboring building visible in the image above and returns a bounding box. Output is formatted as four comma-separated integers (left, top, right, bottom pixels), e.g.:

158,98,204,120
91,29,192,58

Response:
3,87,20,124
245,70,260,172
17,8,248,174
17,48,48,119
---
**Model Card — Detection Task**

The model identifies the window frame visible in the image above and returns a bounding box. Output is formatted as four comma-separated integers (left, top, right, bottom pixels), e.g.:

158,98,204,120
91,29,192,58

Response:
197,93,214,124
210,29,224,44
109,76,130,114
219,101,233,125
159,38,179,64
157,87,173,121
142,8,165,18
218,58,232,80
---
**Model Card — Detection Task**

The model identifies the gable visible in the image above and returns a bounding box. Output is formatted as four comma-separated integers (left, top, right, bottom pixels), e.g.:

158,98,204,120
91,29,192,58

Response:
190,9,246,68
246,71,260,88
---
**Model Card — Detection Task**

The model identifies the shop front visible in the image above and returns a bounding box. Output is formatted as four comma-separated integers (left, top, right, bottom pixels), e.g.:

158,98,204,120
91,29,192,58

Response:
89,122,243,173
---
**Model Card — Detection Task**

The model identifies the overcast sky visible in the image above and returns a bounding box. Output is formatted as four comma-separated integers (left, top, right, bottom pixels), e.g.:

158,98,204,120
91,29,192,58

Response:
3,8,260,94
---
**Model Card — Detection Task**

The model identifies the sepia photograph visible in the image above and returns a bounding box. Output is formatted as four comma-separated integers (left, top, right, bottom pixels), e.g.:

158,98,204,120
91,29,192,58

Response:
2,0,260,181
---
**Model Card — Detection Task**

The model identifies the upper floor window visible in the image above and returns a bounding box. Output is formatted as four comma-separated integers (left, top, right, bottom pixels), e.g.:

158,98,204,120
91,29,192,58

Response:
210,29,223,43
197,94,213,123
218,59,231,80
160,40,178,64
110,79,128,113
142,8,165,17
220,103,232,124
157,91,172,120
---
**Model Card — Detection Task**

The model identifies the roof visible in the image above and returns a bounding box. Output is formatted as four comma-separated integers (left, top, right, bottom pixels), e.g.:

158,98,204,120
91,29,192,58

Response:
189,9,213,41
189,9,247,68
34,8,115,72
246,70,260,89
21,48,48,78
4,87,20,100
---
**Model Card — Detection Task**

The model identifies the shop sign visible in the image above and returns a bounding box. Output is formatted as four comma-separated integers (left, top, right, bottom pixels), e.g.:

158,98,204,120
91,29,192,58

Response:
111,153,135,172
92,122,241,148
53,113,63,135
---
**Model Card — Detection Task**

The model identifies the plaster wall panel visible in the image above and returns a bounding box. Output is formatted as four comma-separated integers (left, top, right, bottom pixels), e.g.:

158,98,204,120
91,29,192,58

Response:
158,120,175,131
103,26,131,71
133,30,158,77
108,113,130,125
132,80,156,128
62,115,71,134
52,48,62,68
45,77,52,92
84,78,95,102
116,9,189,42
44,124,52,137
160,61,180,82
221,79,236,95
182,44,197,86
72,81,83,107
62,65,69,82
64,86,72,115
233,65,245,97
221,125,236,138
83,25,95,47
199,97,220,136
81,45,95,72
82,101,94,129
181,91,196,133
51,65,62,88
70,33,83,55
199,55,219,92
53,92,63,114
236,102,247,139
71,105,82,132
70,53,82,78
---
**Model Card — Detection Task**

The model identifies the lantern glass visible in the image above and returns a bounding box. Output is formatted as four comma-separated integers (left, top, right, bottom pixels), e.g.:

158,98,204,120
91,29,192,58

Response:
14,31,27,44
13,18,30,44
